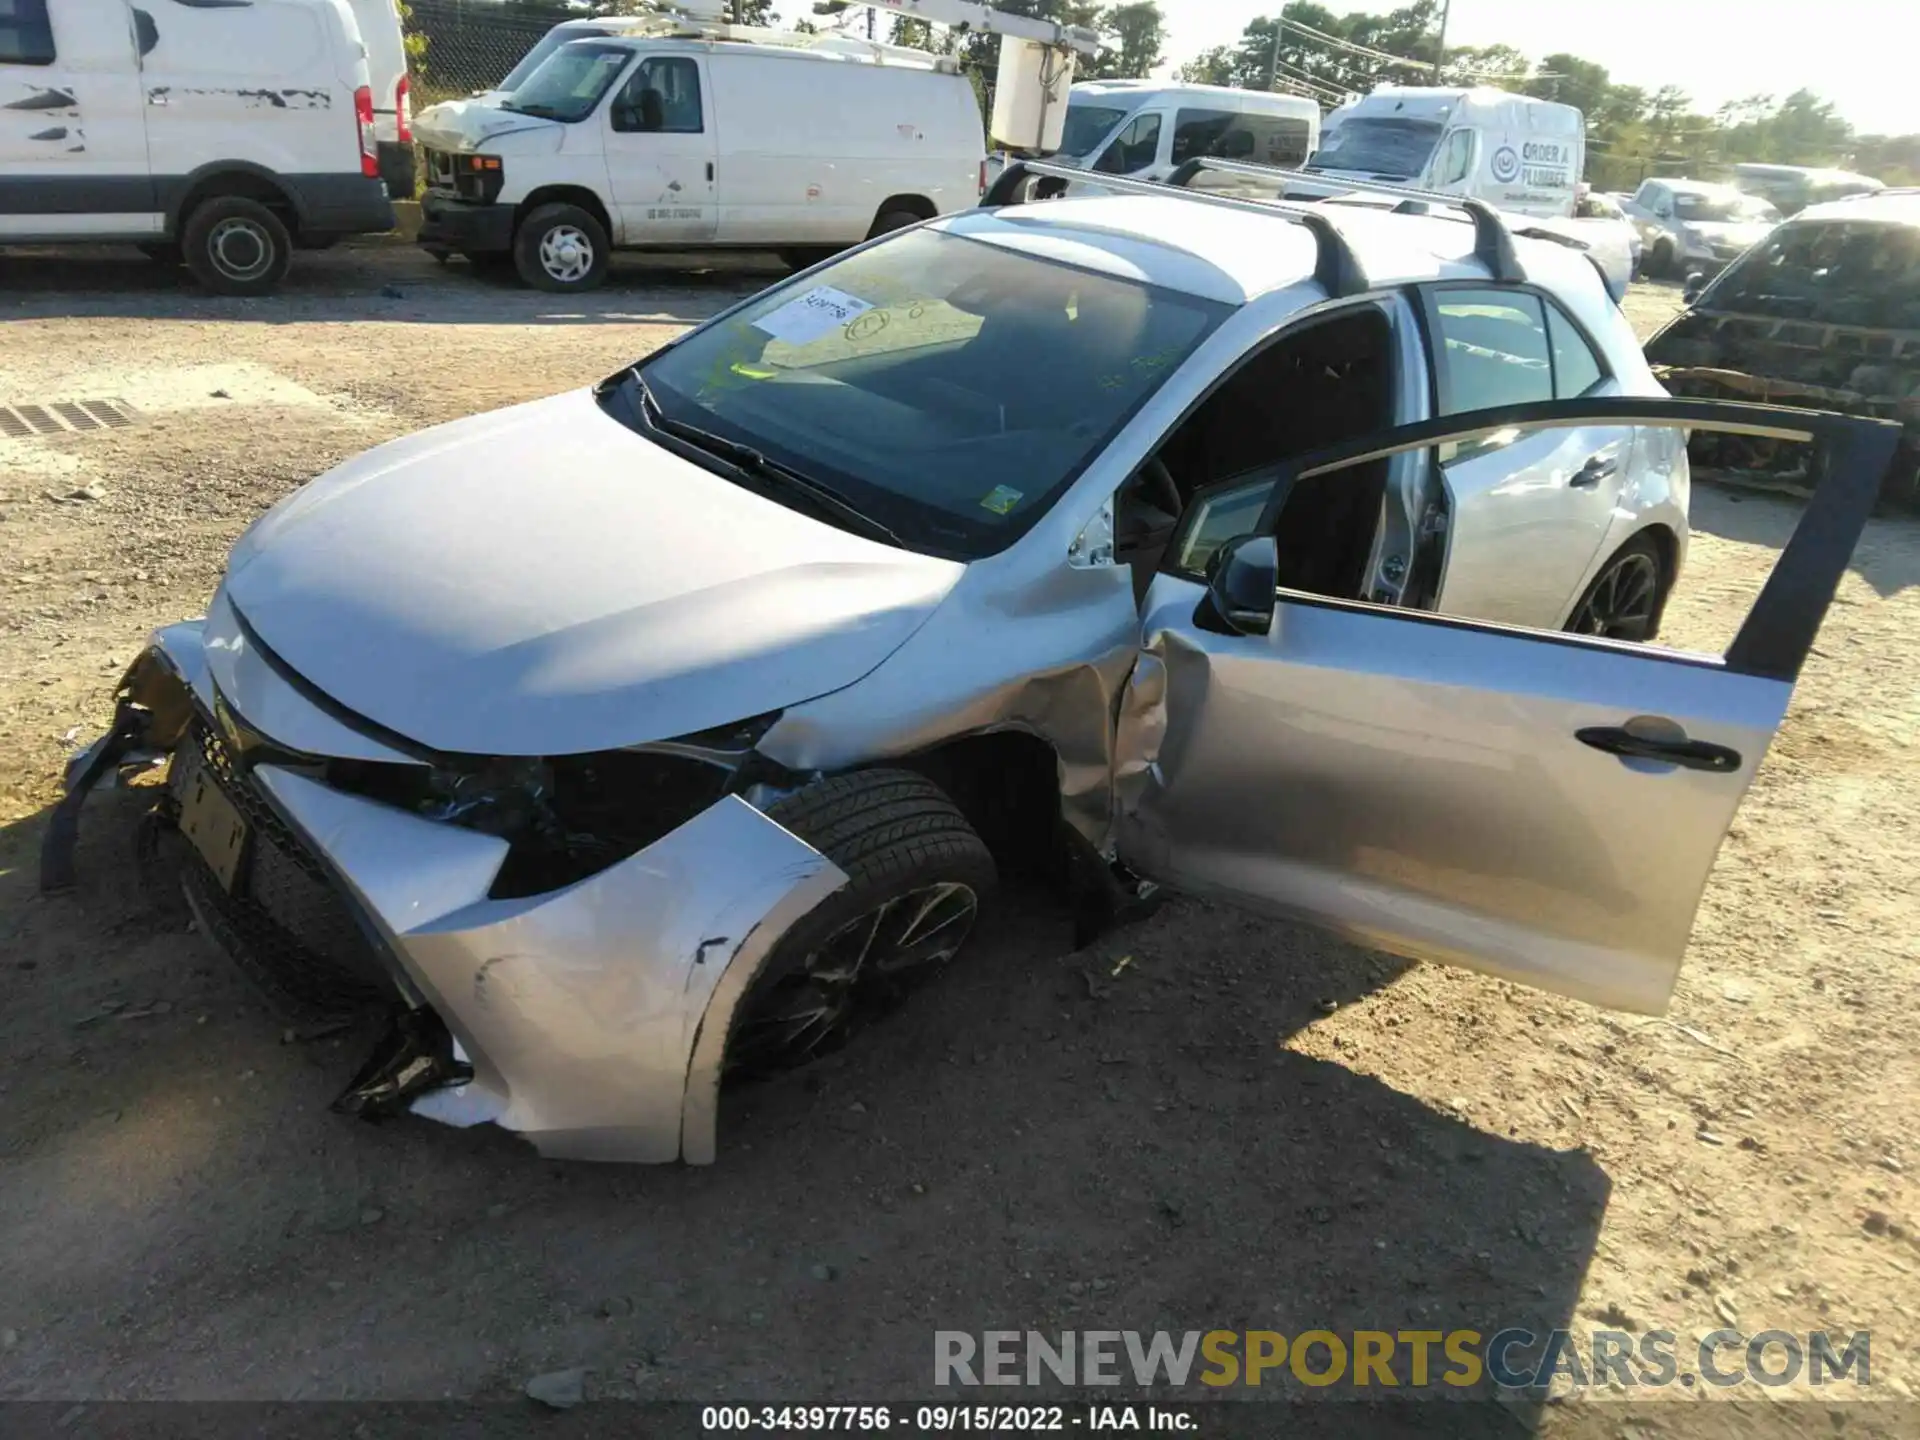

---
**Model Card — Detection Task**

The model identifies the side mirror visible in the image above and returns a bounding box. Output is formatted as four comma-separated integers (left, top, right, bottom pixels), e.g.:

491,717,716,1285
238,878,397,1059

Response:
1193,534,1278,637
1683,271,1706,303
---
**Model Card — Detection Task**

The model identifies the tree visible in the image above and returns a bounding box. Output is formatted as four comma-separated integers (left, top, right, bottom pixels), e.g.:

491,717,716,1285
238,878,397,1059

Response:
1175,45,1235,86
1082,2,1165,80
1438,42,1528,89
728,0,775,21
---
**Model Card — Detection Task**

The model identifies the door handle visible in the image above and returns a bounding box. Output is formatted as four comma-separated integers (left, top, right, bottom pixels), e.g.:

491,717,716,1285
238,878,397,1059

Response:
1575,725,1742,773
706,161,714,182
1569,453,1618,488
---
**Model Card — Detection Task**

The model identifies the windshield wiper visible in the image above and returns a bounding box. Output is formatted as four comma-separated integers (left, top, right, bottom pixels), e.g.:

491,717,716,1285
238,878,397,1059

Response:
503,101,563,118
629,369,903,549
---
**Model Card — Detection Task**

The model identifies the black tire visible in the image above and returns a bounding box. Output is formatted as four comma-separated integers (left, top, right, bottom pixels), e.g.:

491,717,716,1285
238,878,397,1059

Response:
181,195,292,296
513,202,610,292
1648,239,1676,280
727,770,997,1079
778,246,838,271
1566,533,1668,643
136,241,181,266
868,208,924,240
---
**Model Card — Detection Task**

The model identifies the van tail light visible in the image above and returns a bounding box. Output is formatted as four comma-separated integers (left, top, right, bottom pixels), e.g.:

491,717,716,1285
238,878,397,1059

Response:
396,73,412,144
978,160,987,196
354,84,379,178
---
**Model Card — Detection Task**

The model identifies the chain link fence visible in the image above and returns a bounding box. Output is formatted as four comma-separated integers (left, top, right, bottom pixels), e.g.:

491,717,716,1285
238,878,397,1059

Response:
405,0,582,106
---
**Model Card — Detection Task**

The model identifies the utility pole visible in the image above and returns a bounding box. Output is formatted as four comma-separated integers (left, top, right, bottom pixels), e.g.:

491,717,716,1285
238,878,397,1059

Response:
1431,0,1450,81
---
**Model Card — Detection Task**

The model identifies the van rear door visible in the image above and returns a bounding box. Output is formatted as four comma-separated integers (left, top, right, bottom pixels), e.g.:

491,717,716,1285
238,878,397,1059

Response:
345,0,412,194
0,0,155,239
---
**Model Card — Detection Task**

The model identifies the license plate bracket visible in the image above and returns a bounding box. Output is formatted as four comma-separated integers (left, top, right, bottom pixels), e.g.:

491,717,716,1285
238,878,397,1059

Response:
180,769,249,892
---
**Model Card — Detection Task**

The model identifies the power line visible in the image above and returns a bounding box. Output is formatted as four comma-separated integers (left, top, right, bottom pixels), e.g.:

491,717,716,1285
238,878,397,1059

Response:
1279,16,1431,73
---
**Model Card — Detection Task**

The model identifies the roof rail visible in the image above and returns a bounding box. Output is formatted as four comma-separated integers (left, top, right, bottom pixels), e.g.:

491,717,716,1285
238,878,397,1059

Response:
1165,157,1527,284
981,158,1370,299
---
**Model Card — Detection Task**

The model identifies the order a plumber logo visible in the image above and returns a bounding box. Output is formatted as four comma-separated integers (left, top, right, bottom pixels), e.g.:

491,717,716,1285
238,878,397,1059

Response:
1490,145,1522,184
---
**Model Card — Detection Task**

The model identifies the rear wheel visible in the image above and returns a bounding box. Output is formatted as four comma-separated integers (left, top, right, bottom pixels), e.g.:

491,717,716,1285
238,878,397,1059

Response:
868,208,924,240
726,770,997,1079
181,196,292,296
513,203,610,292
1648,238,1676,280
1566,534,1666,642
778,246,838,271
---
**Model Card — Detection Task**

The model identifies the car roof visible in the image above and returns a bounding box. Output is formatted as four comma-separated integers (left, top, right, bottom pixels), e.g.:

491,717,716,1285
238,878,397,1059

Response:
938,192,1608,310
1793,191,1920,228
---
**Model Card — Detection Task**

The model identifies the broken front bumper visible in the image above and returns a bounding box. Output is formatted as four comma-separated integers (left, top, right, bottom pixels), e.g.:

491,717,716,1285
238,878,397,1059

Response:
49,616,850,1164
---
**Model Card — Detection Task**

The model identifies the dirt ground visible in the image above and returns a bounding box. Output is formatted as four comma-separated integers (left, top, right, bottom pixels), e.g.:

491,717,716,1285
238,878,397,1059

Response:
0,246,1915,1429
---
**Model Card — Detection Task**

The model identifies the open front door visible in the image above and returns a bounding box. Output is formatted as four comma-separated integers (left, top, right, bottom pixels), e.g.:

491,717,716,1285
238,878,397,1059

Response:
1116,398,1898,1014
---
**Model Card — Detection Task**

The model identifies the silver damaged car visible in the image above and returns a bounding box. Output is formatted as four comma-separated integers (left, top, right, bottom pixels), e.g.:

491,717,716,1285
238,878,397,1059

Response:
45,162,1903,1164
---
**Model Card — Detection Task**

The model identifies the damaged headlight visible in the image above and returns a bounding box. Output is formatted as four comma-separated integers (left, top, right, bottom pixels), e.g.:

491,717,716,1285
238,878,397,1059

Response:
325,712,785,900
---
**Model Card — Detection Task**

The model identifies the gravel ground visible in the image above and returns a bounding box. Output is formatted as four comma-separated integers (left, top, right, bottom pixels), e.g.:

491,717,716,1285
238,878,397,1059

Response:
0,246,1915,1430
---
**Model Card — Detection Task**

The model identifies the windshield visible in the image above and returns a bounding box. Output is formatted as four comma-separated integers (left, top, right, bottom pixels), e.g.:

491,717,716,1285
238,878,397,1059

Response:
1308,116,1443,179
1704,220,1920,328
621,228,1231,559
499,27,609,93
501,41,631,122
1057,101,1136,160
1674,191,1778,224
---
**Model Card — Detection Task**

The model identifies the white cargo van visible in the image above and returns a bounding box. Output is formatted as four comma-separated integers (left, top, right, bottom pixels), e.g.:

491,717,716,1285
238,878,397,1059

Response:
1305,86,1583,219
415,31,984,291
0,0,395,293
1052,80,1321,181
345,0,414,197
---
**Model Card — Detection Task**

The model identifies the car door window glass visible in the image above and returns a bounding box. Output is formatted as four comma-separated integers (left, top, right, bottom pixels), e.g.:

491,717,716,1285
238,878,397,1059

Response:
1433,289,1553,414
1435,130,1473,185
1545,301,1606,397
1095,112,1162,174
612,56,703,133
1157,305,1396,595
0,0,56,64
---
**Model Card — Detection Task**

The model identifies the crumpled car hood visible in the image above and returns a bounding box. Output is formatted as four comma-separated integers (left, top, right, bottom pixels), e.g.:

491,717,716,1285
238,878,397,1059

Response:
224,390,964,757
411,98,558,153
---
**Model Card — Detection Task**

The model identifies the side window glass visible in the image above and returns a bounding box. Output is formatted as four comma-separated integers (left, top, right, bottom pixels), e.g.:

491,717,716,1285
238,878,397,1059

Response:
1436,131,1473,185
1432,289,1552,415
1545,301,1606,397
1171,109,1231,166
613,57,703,134
1095,112,1161,174
1175,476,1276,577
0,0,56,64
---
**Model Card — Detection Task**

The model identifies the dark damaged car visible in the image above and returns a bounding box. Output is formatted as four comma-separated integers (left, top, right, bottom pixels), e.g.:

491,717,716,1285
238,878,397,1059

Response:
1645,192,1920,508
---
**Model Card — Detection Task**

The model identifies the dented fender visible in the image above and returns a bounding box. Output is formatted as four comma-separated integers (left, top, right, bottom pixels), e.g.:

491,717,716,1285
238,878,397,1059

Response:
252,771,849,1163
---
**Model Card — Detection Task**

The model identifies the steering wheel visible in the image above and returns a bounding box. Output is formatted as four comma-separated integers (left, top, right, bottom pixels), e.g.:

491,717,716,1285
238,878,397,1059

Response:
1136,456,1183,518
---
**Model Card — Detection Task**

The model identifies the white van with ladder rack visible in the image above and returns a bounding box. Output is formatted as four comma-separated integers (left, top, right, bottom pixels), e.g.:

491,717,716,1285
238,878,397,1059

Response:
414,0,1097,291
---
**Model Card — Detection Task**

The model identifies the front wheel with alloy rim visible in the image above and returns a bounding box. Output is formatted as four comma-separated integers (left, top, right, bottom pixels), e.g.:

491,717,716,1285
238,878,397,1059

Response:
1566,534,1667,642
182,196,291,296
514,203,610,292
725,770,997,1081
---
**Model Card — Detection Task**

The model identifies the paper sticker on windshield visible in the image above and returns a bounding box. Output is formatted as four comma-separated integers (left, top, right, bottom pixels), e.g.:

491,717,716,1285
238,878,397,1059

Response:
980,485,1024,515
753,286,875,346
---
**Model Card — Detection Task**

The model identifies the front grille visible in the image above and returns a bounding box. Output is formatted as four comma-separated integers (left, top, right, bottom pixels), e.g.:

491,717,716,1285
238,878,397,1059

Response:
173,717,393,1017
426,147,455,188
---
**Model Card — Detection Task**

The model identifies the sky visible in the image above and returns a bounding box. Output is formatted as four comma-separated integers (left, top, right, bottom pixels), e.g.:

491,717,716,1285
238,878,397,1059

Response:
1153,0,1917,136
